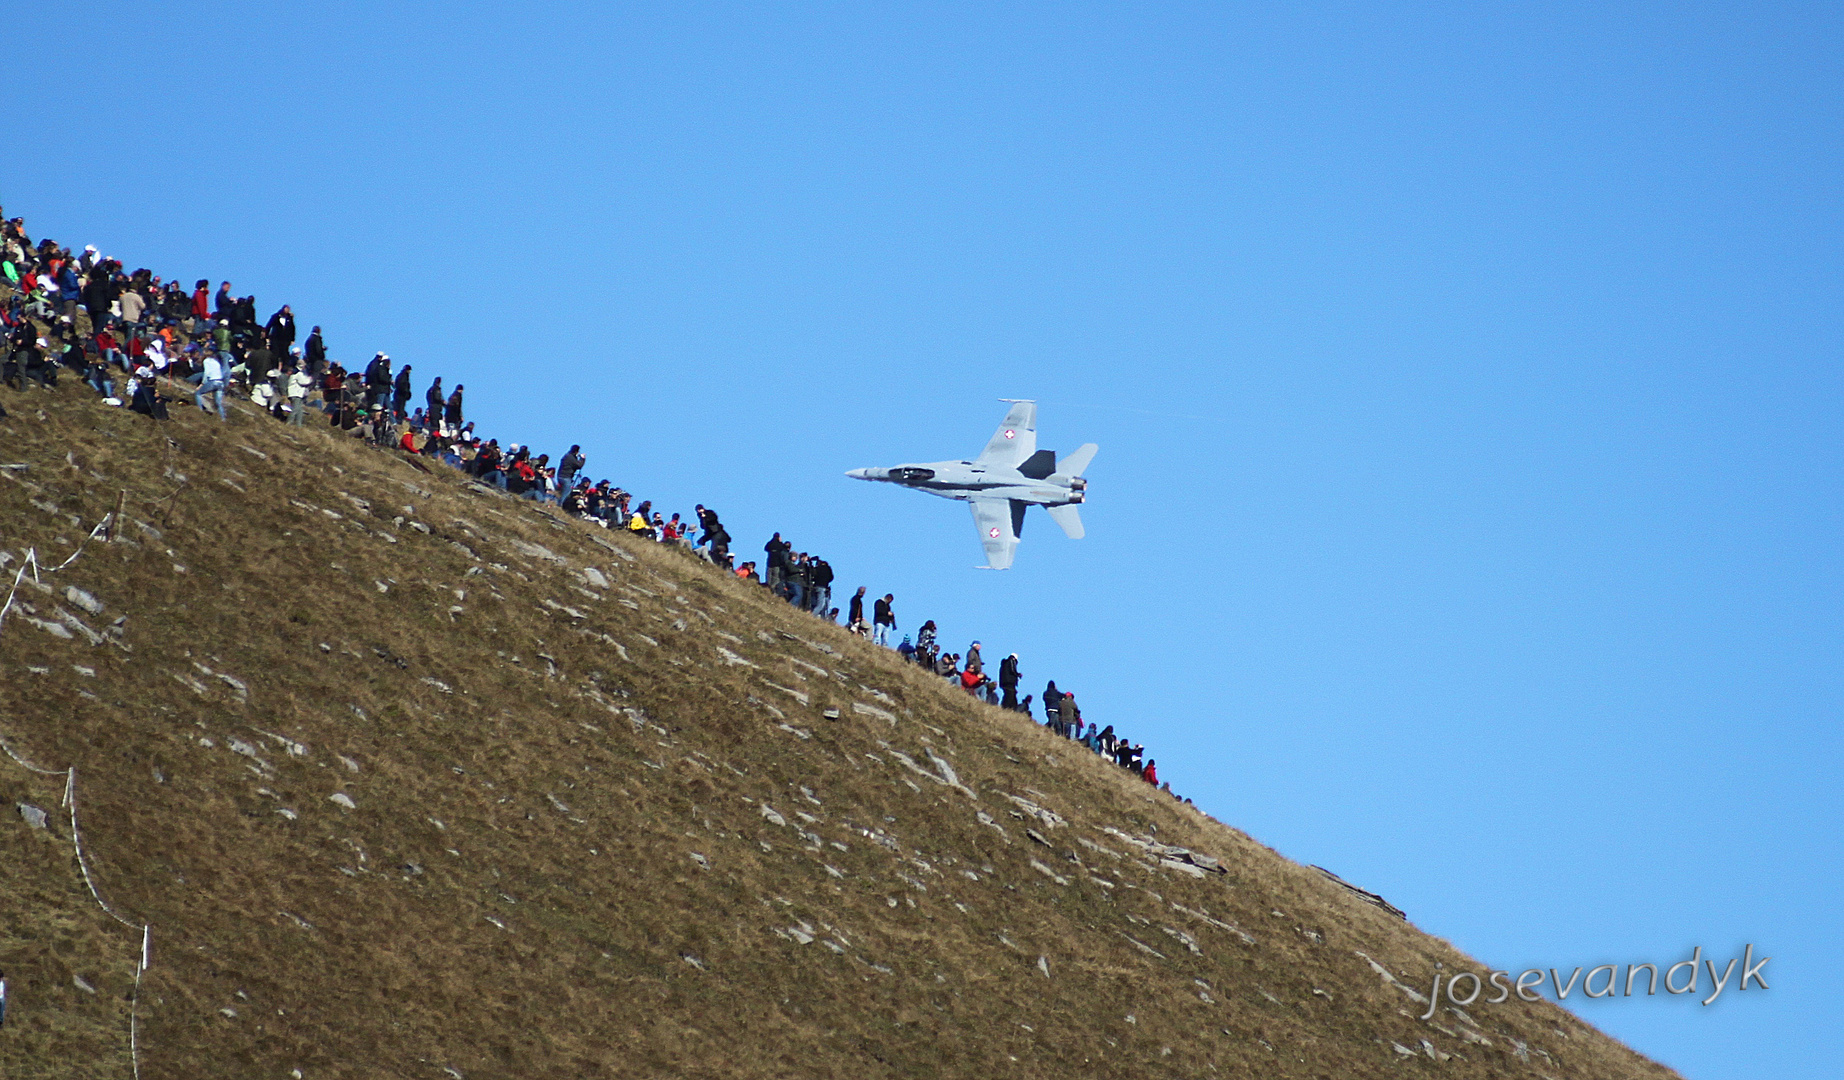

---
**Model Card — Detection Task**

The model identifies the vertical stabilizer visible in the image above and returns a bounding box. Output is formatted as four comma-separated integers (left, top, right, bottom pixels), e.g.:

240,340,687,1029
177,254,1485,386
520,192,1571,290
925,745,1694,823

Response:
1057,443,1098,477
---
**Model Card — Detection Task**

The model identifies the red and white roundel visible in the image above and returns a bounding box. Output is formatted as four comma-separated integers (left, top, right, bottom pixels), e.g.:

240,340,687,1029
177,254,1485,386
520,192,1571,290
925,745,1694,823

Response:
988,527,1001,538
1002,429,1015,440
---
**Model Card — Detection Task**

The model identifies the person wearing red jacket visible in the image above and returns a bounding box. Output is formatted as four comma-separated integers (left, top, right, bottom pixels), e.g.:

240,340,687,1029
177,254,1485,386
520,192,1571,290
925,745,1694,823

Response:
190,280,210,323
509,456,538,498
1142,760,1158,785
94,327,121,369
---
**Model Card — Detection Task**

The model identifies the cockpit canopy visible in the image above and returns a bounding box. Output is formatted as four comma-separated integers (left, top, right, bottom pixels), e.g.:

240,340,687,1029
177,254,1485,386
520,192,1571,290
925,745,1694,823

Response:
891,467,936,483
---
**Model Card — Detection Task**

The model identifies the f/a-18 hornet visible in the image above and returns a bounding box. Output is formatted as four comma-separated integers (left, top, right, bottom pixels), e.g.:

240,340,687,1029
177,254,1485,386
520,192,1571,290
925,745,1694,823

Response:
847,400,1096,569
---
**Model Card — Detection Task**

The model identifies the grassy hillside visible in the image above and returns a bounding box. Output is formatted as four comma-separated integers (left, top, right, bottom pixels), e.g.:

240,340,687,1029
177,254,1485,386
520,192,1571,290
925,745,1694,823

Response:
0,382,1680,1079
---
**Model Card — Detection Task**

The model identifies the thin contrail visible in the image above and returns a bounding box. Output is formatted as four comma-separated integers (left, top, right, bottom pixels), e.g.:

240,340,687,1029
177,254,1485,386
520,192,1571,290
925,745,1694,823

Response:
1039,401,1221,423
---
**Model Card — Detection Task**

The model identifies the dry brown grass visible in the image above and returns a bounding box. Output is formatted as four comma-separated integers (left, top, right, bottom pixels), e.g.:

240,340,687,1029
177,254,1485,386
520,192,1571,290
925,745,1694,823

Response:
0,379,1683,1079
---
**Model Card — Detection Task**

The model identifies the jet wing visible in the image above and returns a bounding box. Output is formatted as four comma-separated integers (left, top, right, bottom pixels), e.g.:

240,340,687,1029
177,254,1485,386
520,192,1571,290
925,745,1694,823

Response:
976,401,1037,469
969,497,1018,569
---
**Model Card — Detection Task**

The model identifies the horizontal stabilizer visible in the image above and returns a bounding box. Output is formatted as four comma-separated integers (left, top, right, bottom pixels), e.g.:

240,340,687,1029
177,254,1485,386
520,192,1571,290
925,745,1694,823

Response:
1046,504,1084,540
1057,443,1098,477
1018,449,1057,480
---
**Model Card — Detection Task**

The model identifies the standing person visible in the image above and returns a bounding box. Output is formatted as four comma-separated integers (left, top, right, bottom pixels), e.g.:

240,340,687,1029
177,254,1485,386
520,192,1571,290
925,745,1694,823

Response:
245,337,274,393
998,653,1020,709
321,363,347,426
444,384,463,432
82,266,119,331
809,556,833,620
556,444,585,503
286,362,314,425
872,593,895,646
1042,681,1064,735
391,363,413,421
786,553,809,608
363,353,391,410
1060,693,1082,739
965,641,983,678
118,282,146,335
194,350,227,420
52,261,81,320
214,281,234,319
1142,759,1158,786
801,556,820,609
848,586,867,631
763,533,789,593
424,377,444,432
304,325,327,374
190,280,211,325
265,304,296,356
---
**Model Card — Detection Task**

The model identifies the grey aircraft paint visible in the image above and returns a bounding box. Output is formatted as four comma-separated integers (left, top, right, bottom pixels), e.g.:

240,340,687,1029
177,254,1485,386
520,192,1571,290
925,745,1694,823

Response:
847,400,1097,569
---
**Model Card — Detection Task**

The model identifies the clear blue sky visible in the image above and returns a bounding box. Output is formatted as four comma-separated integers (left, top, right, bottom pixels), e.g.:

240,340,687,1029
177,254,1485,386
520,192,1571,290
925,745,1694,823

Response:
12,3,1840,1075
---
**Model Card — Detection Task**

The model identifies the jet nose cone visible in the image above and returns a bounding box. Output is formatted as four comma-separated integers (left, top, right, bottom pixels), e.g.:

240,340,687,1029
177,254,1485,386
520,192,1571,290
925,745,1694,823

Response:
846,468,870,480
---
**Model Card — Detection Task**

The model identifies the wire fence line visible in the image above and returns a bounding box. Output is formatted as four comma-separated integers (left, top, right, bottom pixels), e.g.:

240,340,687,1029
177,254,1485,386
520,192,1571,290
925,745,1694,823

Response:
0,513,114,637
1,510,150,1079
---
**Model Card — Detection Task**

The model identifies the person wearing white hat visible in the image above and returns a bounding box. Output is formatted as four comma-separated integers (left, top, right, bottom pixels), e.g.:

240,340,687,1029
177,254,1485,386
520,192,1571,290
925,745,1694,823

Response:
999,652,1021,709
286,359,315,426
18,337,58,389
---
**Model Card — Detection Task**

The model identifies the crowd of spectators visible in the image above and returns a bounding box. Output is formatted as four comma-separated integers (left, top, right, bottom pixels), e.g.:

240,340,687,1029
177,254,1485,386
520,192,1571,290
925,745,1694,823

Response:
883,625,1168,792
0,206,1184,802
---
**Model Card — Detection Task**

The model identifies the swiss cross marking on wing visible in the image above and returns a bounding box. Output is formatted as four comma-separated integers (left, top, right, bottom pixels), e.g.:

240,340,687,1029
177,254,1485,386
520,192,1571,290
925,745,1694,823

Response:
1003,429,1015,439
988,527,1001,538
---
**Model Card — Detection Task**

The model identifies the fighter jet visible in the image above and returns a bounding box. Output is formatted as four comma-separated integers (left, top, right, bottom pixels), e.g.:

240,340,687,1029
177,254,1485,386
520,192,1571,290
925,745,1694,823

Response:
847,400,1096,569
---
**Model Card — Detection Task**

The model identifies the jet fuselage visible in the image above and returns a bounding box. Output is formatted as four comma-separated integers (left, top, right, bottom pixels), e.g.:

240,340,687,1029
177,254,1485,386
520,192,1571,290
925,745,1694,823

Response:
845,460,1087,507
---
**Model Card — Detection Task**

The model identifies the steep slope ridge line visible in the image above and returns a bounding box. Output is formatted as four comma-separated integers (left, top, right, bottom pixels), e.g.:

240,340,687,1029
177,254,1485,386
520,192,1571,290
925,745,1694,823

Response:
0,385,1684,1079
